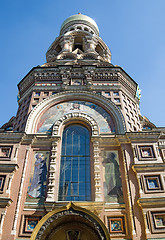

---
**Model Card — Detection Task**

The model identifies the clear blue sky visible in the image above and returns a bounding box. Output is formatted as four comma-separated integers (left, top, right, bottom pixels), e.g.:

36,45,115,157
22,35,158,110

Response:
0,0,165,127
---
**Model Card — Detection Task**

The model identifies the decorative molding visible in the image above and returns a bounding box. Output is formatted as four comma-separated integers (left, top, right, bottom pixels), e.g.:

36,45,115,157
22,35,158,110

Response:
52,112,99,137
93,140,103,201
46,139,60,202
132,163,165,173
31,202,110,240
25,90,126,135
159,140,165,148
138,197,165,208
0,209,7,235
11,147,30,236
0,133,24,143
6,174,13,194
0,198,12,208
13,144,19,162
0,164,18,173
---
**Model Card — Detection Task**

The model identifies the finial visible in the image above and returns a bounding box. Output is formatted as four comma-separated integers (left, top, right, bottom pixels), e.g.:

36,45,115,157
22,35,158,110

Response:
78,13,81,15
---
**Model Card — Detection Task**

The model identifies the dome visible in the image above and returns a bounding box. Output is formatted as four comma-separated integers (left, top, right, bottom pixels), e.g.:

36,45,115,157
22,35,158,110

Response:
60,13,99,35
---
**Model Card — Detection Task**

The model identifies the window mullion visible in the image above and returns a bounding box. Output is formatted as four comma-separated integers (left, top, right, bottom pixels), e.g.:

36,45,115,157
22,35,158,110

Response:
59,125,91,201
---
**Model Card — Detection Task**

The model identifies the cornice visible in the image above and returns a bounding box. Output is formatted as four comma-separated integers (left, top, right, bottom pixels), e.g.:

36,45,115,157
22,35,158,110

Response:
20,134,60,146
127,131,160,142
138,197,165,208
17,65,138,97
0,197,12,208
0,132,24,143
96,134,131,146
44,201,104,213
132,163,165,173
0,163,18,173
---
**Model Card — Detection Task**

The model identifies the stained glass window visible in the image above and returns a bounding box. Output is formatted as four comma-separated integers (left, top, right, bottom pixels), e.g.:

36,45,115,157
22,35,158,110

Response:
58,125,91,201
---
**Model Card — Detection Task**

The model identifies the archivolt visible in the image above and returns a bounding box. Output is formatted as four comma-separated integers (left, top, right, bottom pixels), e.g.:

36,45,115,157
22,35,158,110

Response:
52,112,99,137
25,90,126,134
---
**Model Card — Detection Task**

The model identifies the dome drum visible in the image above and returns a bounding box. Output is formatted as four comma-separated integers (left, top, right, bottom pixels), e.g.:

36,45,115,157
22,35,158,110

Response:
46,32,111,63
60,14,99,36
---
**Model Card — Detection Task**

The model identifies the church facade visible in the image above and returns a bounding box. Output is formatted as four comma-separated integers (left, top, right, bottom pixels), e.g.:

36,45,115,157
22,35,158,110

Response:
0,14,165,240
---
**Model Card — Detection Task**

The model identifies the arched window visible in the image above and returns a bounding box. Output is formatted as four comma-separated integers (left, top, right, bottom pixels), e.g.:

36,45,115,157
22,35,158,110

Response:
58,125,91,201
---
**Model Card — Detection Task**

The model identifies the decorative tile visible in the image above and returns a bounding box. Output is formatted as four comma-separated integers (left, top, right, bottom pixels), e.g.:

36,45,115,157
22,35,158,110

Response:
138,145,155,160
149,212,165,233
142,175,163,193
24,217,40,233
140,147,153,157
146,176,161,190
108,216,125,234
0,146,12,158
154,214,165,228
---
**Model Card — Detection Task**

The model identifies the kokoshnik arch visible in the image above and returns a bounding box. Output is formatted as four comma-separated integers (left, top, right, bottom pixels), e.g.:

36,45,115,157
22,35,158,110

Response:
0,13,165,240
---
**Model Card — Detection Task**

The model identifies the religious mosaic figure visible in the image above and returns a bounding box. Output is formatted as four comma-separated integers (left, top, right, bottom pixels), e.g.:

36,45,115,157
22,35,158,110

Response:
27,152,47,199
37,101,115,133
102,151,123,203
70,103,80,110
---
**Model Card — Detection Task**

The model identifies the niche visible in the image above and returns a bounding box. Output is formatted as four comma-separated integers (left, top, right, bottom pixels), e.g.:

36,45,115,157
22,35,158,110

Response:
73,37,83,51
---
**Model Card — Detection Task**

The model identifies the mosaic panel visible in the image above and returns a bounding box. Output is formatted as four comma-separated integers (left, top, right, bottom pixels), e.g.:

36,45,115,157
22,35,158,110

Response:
37,101,115,134
0,146,12,158
24,217,40,233
139,146,155,159
102,151,123,203
26,151,49,201
143,175,164,193
149,212,165,233
108,216,125,234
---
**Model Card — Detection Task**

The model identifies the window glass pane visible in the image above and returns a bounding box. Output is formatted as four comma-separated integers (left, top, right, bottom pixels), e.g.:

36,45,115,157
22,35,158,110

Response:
59,125,91,201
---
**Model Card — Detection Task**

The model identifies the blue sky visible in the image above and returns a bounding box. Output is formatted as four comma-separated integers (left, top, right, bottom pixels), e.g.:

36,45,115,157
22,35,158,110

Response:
0,0,165,127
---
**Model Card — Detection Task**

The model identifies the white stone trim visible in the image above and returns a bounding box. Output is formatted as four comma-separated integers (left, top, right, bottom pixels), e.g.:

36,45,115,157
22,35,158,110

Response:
0,210,6,237
46,139,59,202
52,112,99,137
93,140,103,201
11,147,30,236
6,174,13,194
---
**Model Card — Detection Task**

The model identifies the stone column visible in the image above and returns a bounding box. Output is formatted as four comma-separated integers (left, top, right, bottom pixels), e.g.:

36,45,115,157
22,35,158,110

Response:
60,70,71,86
59,36,74,52
84,69,94,87
84,36,97,53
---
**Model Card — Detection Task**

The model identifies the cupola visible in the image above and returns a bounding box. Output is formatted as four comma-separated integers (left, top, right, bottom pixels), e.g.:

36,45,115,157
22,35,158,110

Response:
60,13,99,36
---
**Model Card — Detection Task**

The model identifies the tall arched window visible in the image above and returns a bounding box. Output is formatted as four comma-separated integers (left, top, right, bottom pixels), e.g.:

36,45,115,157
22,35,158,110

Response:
58,125,91,201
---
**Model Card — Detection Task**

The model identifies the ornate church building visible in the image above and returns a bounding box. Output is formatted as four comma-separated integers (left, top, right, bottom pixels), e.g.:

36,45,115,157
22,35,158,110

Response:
0,14,165,240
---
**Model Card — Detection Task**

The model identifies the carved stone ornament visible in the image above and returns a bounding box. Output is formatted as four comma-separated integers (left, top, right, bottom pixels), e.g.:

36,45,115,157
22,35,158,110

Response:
52,112,99,137
33,202,109,240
